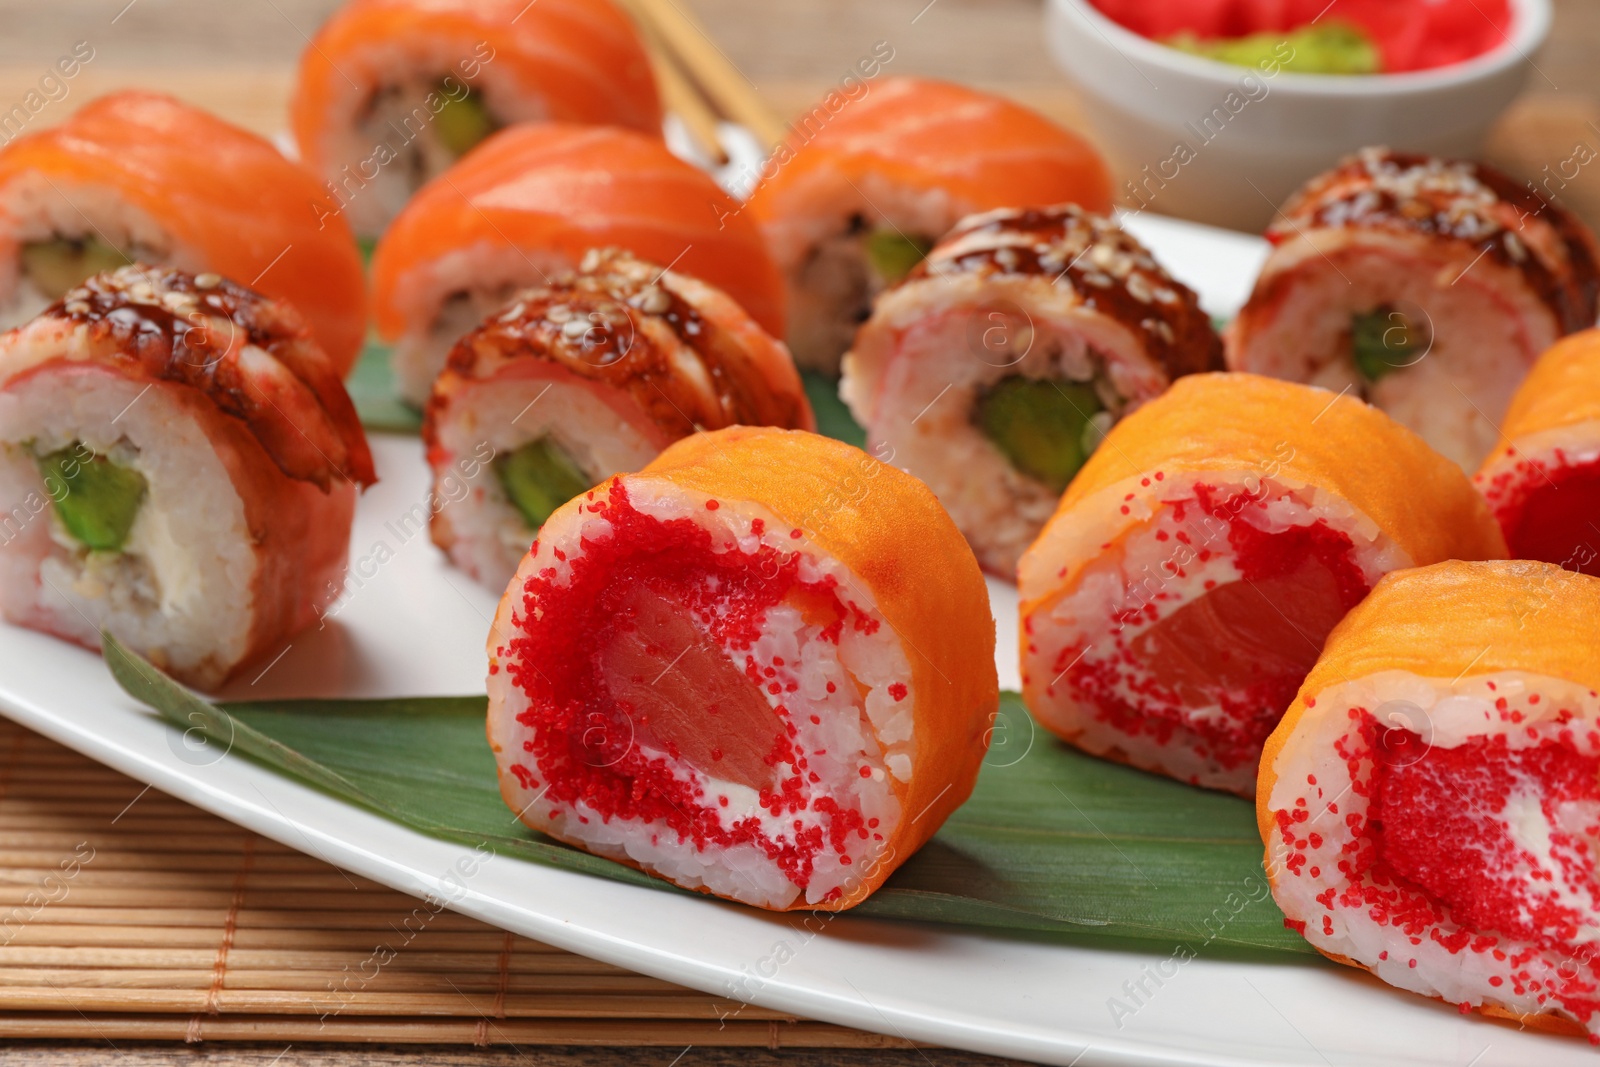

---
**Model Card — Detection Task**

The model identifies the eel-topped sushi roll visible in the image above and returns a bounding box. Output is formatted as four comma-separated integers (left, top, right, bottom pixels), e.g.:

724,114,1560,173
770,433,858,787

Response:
0,264,375,690
0,91,368,376
1019,374,1505,795
1261,560,1600,1039
1476,328,1600,575
292,0,662,237
746,77,1112,375
841,204,1222,575
487,427,997,910
425,248,813,590
371,123,785,406
1227,148,1600,470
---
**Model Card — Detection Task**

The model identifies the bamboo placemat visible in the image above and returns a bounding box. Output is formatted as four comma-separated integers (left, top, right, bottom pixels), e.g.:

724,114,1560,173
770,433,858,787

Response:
0,717,916,1048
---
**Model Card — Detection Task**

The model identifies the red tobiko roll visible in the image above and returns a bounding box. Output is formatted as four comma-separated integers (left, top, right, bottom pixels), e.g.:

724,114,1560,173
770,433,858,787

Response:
486,426,997,911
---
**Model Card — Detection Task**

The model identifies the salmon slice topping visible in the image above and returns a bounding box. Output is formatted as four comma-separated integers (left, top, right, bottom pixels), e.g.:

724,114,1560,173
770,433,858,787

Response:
1131,547,1348,711
597,583,786,791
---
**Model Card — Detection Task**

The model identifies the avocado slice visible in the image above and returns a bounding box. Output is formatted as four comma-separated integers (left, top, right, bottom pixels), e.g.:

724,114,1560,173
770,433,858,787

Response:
36,445,148,552
21,237,131,300
434,85,496,158
976,377,1104,494
495,437,593,530
1351,308,1420,383
1165,22,1380,76
865,230,933,284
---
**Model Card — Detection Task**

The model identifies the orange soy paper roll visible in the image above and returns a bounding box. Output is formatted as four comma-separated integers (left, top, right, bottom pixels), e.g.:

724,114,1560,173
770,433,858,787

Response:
487,427,998,910
1476,327,1600,575
1018,372,1505,796
1260,560,1600,1041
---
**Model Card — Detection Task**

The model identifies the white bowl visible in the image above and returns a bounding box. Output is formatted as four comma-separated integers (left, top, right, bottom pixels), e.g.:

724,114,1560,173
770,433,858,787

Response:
1045,0,1552,232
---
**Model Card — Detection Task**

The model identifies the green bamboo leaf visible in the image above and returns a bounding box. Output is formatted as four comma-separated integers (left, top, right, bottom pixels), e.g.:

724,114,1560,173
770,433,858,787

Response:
103,635,1312,957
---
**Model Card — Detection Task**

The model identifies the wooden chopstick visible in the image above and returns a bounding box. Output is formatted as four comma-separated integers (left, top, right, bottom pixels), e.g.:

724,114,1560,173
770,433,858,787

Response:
630,9,729,164
617,0,789,150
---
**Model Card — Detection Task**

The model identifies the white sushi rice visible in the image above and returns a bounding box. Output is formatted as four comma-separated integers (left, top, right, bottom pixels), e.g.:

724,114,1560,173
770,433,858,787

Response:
388,243,571,406
1266,669,1600,1035
0,177,184,331
489,477,914,909
431,374,661,591
843,266,1168,575
1023,470,1406,794
0,368,254,688
1229,237,1560,471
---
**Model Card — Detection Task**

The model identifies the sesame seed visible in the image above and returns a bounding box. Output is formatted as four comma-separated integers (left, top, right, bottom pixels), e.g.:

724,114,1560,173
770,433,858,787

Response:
194,272,222,289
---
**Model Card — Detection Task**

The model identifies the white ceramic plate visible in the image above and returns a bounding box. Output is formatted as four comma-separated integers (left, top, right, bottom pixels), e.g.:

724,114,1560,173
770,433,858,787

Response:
0,214,1583,1067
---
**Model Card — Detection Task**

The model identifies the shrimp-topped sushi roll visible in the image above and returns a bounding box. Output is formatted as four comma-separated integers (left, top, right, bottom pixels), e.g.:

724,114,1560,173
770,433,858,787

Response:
0,91,367,376
425,249,813,590
1227,148,1600,471
842,204,1222,575
746,77,1112,375
487,426,997,910
1476,329,1600,575
1018,373,1504,795
292,0,661,238
0,264,376,690
1261,560,1600,1039
372,123,784,406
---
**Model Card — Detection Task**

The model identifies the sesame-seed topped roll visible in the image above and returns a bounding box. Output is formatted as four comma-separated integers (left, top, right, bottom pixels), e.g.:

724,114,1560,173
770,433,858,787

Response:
0,264,375,689
424,249,813,590
841,204,1223,574
1228,148,1600,471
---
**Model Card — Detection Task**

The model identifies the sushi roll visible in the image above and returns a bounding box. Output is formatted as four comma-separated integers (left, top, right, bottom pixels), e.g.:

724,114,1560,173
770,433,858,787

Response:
1476,328,1600,575
841,204,1222,575
745,77,1112,375
1227,148,1600,471
487,426,997,910
292,0,661,238
0,91,368,376
0,264,375,690
1018,373,1505,796
371,123,785,407
425,248,814,590
1261,560,1600,1039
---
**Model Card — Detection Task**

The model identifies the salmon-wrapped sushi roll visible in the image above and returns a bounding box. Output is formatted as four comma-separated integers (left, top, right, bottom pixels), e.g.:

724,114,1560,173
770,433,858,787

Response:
842,204,1222,575
292,0,661,238
487,426,997,910
372,123,785,406
1476,328,1600,575
1261,560,1600,1040
1019,374,1505,795
425,249,813,590
1228,148,1600,471
0,91,367,376
0,264,376,690
746,77,1112,375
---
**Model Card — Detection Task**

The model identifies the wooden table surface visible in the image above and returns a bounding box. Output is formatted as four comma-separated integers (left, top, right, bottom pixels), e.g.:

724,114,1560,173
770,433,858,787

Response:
0,2,1596,1065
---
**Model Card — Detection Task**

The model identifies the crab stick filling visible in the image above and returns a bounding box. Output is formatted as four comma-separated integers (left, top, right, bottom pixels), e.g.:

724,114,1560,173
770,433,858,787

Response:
494,479,913,907
1028,474,1396,783
1267,672,1600,1033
